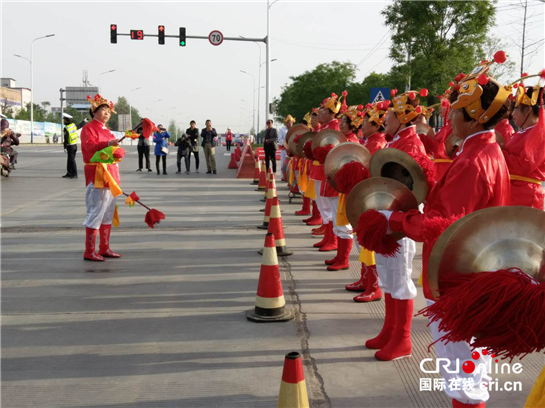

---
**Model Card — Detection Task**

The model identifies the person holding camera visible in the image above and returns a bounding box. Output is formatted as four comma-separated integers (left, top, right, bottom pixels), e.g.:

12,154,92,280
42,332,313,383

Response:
175,134,191,174
153,124,171,175
186,120,200,173
134,119,152,172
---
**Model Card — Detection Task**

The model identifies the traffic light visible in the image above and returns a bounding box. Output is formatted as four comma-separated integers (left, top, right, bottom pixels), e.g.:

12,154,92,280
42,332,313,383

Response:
158,25,165,45
110,24,117,44
179,27,186,47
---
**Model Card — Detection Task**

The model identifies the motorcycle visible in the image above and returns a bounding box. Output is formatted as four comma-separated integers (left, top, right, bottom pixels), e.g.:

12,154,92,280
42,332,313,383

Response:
1,131,20,177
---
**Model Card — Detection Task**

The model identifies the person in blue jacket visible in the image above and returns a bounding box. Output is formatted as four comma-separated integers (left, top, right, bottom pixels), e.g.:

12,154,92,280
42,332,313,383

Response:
153,124,171,175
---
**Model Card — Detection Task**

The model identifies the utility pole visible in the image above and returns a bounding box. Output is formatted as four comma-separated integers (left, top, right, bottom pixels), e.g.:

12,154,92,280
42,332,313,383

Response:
405,43,411,92
520,0,528,76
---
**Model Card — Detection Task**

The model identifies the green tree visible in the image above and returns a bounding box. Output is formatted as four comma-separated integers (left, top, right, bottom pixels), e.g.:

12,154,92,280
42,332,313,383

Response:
275,61,358,122
481,36,517,82
107,96,142,131
382,0,496,99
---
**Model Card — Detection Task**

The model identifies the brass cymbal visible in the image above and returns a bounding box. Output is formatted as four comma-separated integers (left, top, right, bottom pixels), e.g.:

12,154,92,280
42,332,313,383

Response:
346,177,419,240
369,148,428,204
285,124,310,155
296,132,316,158
444,133,462,159
324,142,371,192
428,206,545,300
311,129,347,151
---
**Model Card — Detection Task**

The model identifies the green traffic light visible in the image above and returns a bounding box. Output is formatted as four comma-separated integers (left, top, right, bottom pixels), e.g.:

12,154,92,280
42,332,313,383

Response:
181,41,186,46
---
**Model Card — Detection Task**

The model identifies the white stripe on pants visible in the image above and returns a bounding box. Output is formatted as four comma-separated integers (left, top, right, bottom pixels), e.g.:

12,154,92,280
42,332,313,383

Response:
326,195,353,239
280,149,287,169
312,180,333,223
426,299,491,405
375,237,417,300
83,183,116,229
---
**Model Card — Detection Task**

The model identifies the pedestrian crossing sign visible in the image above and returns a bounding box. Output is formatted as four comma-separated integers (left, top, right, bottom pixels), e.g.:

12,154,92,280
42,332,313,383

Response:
370,88,390,103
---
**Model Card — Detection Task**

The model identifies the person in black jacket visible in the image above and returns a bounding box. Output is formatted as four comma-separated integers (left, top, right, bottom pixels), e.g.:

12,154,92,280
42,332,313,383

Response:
175,134,191,174
186,120,200,173
263,119,278,173
201,119,217,174
133,119,152,172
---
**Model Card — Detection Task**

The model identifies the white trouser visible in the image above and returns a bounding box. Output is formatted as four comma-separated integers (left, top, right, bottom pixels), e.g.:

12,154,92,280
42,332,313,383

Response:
375,237,417,299
327,196,353,239
427,299,491,405
83,183,116,229
313,180,332,223
280,149,287,169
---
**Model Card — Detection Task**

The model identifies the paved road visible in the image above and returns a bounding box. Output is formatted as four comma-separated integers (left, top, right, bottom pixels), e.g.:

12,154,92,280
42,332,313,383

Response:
1,145,542,407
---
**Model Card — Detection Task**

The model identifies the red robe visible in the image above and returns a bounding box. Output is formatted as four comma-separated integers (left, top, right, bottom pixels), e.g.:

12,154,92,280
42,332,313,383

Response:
502,125,545,209
345,132,358,143
361,132,387,155
385,125,426,156
495,118,514,146
81,119,120,188
388,131,511,300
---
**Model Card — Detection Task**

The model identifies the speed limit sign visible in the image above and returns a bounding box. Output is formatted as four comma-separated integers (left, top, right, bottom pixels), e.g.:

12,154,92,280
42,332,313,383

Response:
209,30,224,46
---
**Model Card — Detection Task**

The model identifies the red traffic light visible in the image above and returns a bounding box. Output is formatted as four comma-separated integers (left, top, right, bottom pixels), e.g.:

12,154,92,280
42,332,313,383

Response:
159,25,164,32
110,24,117,44
158,25,165,45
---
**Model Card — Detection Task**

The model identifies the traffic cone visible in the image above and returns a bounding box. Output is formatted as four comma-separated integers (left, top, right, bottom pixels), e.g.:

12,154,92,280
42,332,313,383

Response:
258,176,277,229
234,145,242,161
228,153,238,169
277,352,310,408
256,161,267,191
247,233,294,322
258,196,293,257
261,169,273,202
250,159,261,185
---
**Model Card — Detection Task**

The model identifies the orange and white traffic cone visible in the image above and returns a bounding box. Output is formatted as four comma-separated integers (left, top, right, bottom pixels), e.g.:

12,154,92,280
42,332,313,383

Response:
258,196,293,257
228,153,238,169
250,159,261,185
261,169,273,202
277,352,310,408
247,233,294,322
256,161,267,191
258,176,277,229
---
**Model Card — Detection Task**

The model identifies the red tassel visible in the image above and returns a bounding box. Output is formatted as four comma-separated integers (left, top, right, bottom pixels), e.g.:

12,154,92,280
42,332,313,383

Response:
313,144,335,164
418,134,439,156
113,147,125,159
145,209,166,229
303,141,314,160
418,269,545,361
422,213,464,250
410,153,436,194
334,161,370,194
354,210,400,257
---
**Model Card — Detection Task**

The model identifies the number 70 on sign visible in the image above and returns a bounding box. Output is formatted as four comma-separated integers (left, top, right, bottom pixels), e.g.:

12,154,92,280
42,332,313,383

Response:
209,30,224,46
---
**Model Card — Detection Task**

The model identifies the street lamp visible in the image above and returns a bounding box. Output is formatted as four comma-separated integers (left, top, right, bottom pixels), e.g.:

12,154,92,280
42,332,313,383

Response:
240,70,256,135
18,34,55,143
98,69,115,93
129,86,142,129
266,0,280,123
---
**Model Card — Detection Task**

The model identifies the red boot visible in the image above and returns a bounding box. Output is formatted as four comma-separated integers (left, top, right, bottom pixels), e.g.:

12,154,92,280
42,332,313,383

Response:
327,237,352,270
375,298,413,361
365,293,394,349
98,224,121,258
452,400,485,408
353,265,382,302
303,201,318,223
84,227,105,262
312,224,326,235
325,255,337,265
319,224,338,252
313,223,330,248
306,203,322,226
295,196,311,216
345,263,367,291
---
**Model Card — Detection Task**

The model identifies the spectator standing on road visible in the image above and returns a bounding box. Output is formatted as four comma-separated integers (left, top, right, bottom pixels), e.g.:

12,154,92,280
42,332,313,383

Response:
62,113,86,179
153,125,171,175
134,119,152,172
201,119,217,174
278,114,295,181
1,118,19,170
175,134,191,174
225,127,233,151
264,119,278,173
186,121,200,173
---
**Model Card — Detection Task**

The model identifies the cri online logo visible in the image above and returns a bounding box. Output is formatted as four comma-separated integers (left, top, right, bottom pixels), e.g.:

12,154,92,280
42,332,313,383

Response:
420,349,515,375
462,350,494,374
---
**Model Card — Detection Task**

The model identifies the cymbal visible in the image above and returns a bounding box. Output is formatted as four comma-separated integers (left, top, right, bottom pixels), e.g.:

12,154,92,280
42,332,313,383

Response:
324,142,371,192
444,133,462,159
311,129,347,151
369,148,428,204
428,206,545,300
296,132,316,158
346,177,418,240
285,124,309,145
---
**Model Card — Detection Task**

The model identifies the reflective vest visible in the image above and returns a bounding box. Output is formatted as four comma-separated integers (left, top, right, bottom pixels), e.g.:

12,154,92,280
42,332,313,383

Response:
66,123,78,145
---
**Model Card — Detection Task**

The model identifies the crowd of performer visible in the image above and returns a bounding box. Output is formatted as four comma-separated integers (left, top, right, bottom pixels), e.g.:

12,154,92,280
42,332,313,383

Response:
277,53,544,408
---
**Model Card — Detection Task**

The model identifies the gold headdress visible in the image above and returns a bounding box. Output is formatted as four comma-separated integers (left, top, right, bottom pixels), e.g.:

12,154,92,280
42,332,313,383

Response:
344,105,365,128
321,90,347,115
390,89,428,124
87,94,117,114
303,112,312,124
510,70,545,108
284,114,296,123
365,100,390,126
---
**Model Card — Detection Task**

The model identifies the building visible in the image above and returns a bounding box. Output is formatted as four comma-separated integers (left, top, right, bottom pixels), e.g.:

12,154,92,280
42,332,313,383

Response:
1,78,31,115
65,86,98,115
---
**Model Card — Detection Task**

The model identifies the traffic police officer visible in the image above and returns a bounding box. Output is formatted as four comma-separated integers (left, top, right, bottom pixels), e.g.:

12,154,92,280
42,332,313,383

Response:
62,113,86,179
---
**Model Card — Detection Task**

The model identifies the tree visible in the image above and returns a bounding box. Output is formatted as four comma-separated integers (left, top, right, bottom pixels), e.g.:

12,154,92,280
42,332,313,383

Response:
481,36,517,82
41,101,51,111
275,61,358,122
107,96,142,131
382,0,496,98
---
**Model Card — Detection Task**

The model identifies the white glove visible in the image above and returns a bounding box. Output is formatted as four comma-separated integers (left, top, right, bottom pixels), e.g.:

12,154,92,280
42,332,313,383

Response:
378,210,393,234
